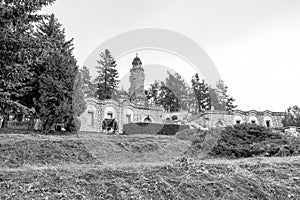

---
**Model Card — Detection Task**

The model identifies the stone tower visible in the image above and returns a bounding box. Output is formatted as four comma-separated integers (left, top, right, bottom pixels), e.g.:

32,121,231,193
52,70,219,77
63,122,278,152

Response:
129,54,145,105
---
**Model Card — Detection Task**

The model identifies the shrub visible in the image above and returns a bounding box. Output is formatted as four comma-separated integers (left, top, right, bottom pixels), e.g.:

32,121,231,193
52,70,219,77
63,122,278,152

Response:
123,123,189,135
208,123,300,158
184,129,221,157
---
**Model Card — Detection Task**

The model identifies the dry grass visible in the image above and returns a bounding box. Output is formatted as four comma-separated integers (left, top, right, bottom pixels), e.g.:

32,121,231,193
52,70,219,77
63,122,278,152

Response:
1,156,300,199
1,130,300,199
0,132,96,168
78,132,191,164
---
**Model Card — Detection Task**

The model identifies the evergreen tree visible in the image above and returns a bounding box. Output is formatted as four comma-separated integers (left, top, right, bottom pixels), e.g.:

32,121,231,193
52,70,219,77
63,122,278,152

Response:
80,66,95,97
186,87,198,113
209,87,224,110
282,105,300,127
0,0,55,128
145,72,190,112
159,81,180,112
73,72,87,117
146,80,160,106
165,72,189,110
95,49,119,100
216,80,237,111
34,14,78,132
191,73,211,112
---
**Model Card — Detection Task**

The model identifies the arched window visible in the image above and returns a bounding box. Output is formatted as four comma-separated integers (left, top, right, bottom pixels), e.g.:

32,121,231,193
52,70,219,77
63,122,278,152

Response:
104,107,116,119
144,115,152,122
125,109,134,123
264,116,273,128
248,116,258,124
233,115,243,124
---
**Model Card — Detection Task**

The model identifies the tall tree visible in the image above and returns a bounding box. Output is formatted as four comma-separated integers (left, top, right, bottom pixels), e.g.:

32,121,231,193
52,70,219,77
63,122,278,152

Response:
146,80,160,106
95,49,119,100
282,105,300,127
0,0,55,128
80,66,95,97
145,72,190,112
209,87,224,110
165,72,189,110
73,72,87,117
191,73,211,112
159,81,180,112
216,80,237,111
34,14,78,132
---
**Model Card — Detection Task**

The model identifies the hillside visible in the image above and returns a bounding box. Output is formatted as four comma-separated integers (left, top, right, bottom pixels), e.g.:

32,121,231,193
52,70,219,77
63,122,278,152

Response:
0,130,300,199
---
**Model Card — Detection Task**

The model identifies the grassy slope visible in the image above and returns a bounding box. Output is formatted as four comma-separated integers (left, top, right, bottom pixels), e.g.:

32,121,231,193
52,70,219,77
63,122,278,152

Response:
79,132,191,165
0,131,300,199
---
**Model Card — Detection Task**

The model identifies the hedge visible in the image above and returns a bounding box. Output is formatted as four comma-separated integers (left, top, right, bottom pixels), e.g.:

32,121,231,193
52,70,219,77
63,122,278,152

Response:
207,123,300,158
123,122,190,135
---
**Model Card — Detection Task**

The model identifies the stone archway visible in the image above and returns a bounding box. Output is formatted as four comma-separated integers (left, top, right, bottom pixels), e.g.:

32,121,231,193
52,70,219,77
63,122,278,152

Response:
104,106,116,119
79,100,99,132
124,108,134,124
143,115,155,123
233,115,243,125
263,116,273,128
248,115,258,124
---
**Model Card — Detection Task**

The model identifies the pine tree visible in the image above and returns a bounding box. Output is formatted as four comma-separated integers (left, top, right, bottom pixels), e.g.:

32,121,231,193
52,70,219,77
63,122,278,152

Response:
95,49,119,100
209,87,224,110
73,72,87,117
0,0,55,128
80,66,95,97
191,73,211,112
34,14,78,132
159,82,180,112
147,72,190,112
146,80,160,106
165,72,189,110
216,80,237,111
282,105,300,127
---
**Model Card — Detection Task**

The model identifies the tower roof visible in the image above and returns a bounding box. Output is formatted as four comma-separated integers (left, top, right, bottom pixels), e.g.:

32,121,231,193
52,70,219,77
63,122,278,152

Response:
132,53,142,66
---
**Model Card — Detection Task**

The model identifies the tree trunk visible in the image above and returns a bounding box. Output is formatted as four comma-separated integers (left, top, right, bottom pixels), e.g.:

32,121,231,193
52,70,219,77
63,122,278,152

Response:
1,113,9,128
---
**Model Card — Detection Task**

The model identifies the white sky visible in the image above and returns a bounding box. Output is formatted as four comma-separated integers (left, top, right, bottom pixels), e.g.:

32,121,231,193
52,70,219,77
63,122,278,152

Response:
41,0,300,112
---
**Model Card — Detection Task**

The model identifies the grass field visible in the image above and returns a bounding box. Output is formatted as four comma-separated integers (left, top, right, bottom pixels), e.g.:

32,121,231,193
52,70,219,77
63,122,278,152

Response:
0,130,300,199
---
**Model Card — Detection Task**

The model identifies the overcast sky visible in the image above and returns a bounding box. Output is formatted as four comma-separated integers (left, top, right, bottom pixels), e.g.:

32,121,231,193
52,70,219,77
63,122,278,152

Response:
41,0,300,111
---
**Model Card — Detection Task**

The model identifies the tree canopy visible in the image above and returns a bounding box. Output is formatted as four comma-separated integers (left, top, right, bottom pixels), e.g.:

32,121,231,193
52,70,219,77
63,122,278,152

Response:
282,105,300,127
95,49,119,101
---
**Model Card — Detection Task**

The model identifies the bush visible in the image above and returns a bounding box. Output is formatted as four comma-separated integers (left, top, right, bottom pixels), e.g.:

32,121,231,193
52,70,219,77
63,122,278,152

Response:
208,123,300,158
183,129,221,157
123,123,189,135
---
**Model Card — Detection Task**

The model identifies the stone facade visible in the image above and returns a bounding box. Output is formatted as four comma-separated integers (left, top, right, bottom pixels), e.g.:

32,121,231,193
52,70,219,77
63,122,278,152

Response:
187,110,284,129
79,54,285,133
79,98,165,132
79,55,165,133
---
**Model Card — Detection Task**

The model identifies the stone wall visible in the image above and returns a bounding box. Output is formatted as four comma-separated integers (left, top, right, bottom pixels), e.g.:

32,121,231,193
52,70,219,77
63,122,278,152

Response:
80,98,285,132
187,110,284,129
79,98,164,133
